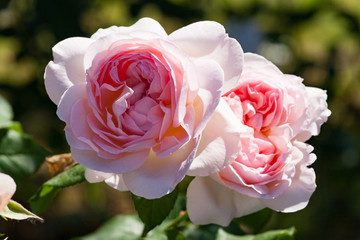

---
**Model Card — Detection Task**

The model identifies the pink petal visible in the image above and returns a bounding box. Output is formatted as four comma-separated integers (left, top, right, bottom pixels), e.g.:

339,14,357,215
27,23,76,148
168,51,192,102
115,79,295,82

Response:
71,148,150,174
261,142,317,212
169,21,243,93
267,124,293,152
0,173,16,212
122,137,200,199
84,31,168,72
187,99,244,176
44,37,93,104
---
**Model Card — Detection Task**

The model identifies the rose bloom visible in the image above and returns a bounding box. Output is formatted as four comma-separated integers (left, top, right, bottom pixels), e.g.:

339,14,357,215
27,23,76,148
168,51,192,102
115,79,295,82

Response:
0,173,16,213
45,18,243,198
187,53,331,226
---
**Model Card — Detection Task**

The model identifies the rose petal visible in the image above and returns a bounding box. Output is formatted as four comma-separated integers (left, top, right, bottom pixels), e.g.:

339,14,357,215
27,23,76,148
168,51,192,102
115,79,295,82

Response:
44,37,93,104
56,83,87,122
261,142,316,212
71,148,150,174
0,173,16,212
122,137,199,199
84,31,165,72
91,18,168,40
169,21,243,93
187,99,244,176
233,190,265,220
187,176,264,226
191,58,223,136
85,168,113,183
187,177,236,226
295,87,331,142
85,169,128,191
242,53,284,80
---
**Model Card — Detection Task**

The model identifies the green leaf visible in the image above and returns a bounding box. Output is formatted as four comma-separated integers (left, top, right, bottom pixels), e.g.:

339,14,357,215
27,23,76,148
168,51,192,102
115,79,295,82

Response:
0,200,43,222
215,227,296,240
0,128,48,181
44,164,86,187
0,95,13,124
132,186,179,237
71,215,144,240
29,164,86,214
166,227,187,240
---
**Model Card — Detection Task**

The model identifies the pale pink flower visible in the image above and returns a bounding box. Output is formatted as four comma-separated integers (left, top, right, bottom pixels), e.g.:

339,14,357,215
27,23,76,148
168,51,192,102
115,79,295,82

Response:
187,53,330,226
0,173,16,213
45,18,244,198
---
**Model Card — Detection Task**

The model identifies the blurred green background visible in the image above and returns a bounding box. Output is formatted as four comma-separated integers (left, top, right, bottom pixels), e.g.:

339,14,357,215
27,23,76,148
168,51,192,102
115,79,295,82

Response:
0,0,359,239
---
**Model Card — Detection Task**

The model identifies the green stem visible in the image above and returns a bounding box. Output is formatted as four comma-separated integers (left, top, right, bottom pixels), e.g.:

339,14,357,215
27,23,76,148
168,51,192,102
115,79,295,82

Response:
164,211,189,231
140,225,150,238
139,211,189,239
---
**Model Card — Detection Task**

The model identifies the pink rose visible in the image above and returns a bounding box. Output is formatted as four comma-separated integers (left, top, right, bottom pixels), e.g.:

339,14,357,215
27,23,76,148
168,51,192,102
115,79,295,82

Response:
0,173,16,212
45,18,244,198
187,53,330,226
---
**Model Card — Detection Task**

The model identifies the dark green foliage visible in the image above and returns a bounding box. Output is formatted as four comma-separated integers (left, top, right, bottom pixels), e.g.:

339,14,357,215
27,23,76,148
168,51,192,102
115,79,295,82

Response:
29,164,86,214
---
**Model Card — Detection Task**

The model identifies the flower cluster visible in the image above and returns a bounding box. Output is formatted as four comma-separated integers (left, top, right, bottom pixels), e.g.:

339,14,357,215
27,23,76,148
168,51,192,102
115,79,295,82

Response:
45,18,330,225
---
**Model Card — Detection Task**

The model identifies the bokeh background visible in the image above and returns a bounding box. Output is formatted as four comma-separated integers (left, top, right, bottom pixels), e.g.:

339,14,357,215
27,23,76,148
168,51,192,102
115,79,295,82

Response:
0,0,359,239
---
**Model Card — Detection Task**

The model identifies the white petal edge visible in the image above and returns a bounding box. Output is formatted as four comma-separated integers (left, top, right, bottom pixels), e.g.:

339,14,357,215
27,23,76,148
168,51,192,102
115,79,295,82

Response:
187,177,236,226
56,83,87,122
242,53,284,80
122,137,200,199
85,169,128,191
169,21,243,93
187,176,264,226
191,58,223,137
44,37,93,105
91,17,168,40
295,87,331,142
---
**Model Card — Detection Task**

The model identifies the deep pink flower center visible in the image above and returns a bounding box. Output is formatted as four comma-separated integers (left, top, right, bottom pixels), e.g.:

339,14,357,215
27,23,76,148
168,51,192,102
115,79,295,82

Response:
225,81,282,132
82,44,187,156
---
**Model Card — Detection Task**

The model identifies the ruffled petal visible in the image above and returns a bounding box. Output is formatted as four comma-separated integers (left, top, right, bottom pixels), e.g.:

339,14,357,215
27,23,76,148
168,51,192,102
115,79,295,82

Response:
188,99,244,176
122,137,200,199
169,21,243,93
44,37,93,104
261,142,316,212
295,87,331,142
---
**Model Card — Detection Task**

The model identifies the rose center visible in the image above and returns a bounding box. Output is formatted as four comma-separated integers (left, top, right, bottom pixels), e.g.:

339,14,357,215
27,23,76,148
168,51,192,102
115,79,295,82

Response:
87,46,173,136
